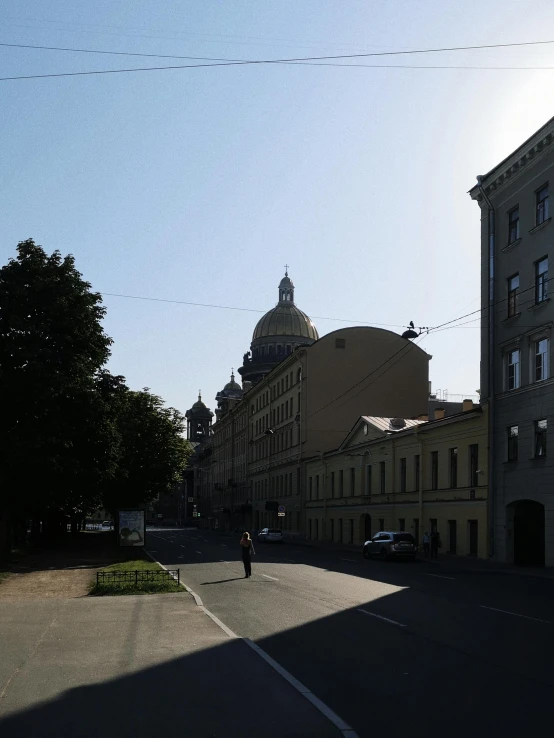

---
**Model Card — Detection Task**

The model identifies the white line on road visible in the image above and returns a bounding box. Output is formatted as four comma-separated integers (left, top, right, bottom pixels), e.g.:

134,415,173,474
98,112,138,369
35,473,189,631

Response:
358,609,406,628
203,539,209,543
195,550,202,555
244,639,358,737
340,558,358,562
220,544,227,547
180,545,186,548
262,574,279,581
480,605,552,624
423,573,455,580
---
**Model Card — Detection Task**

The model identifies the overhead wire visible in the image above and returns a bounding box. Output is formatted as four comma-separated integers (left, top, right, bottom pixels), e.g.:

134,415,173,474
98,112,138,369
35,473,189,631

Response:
4,38,554,81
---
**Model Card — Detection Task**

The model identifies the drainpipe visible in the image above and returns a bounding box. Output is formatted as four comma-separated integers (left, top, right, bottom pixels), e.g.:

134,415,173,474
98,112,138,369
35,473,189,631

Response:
477,175,495,559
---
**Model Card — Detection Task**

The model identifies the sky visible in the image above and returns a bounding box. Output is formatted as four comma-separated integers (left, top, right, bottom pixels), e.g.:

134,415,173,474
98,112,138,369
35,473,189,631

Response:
2,0,554,420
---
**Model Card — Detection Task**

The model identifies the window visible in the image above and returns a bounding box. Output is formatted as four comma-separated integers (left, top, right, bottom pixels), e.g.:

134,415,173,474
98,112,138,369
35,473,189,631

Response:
536,184,549,225
535,257,548,304
507,274,519,317
315,475,320,499
349,519,354,544
469,444,479,486
350,467,356,496
535,419,547,458
365,465,372,496
339,470,344,497
379,462,386,494
535,338,549,381
508,206,520,243
431,451,438,490
414,455,420,492
400,458,406,493
508,349,521,390
449,448,458,488
308,476,313,501
507,425,518,462
398,518,405,532
330,471,335,498
379,518,385,532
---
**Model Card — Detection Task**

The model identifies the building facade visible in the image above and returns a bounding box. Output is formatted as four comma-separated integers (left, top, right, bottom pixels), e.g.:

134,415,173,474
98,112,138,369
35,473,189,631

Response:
305,402,488,558
470,116,554,567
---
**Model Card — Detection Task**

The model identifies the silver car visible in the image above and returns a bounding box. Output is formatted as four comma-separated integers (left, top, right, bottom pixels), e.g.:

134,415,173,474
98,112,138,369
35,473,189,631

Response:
363,531,417,561
258,528,283,543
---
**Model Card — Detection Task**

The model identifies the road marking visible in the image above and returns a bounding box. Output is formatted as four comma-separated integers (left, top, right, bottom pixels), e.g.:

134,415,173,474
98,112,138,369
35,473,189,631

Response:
424,573,455,580
196,550,202,555
220,544,227,547
244,640,358,737
480,605,552,624
340,558,358,562
262,574,279,581
358,609,406,628
145,547,357,738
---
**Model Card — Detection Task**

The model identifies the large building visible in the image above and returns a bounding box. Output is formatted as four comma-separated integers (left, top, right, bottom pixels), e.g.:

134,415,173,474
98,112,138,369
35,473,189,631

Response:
203,273,431,535
305,401,488,556
470,116,554,567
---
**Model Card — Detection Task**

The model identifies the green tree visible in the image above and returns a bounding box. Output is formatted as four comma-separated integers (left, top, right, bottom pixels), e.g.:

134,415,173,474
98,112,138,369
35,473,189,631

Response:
103,388,191,513
0,240,112,540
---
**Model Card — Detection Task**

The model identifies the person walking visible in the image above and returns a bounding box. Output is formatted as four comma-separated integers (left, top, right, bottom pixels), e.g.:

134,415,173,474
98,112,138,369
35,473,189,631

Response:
422,530,430,558
430,529,441,559
240,531,255,578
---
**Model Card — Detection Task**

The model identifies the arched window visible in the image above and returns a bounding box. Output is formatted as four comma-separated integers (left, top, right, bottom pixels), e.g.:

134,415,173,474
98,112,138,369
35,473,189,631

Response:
297,368,302,383
269,345,274,355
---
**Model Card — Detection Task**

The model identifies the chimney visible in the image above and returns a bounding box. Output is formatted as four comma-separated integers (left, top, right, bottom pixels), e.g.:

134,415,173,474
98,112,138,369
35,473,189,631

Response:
462,399,474,412
434,408,445,420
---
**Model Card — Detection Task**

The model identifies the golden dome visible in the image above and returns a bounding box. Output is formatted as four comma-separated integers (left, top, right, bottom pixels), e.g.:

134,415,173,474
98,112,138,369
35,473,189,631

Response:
252,303,318,341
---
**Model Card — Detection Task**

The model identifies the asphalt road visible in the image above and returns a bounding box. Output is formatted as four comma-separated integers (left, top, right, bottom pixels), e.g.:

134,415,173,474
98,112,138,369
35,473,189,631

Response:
147,527,554,738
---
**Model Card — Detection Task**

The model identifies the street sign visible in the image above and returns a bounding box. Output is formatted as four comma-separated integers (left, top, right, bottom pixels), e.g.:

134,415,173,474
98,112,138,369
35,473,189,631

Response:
278,512,285,517
278,505,285,513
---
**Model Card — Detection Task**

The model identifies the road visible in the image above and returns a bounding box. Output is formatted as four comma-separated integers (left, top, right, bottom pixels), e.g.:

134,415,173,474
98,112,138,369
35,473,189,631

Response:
147,527,554,738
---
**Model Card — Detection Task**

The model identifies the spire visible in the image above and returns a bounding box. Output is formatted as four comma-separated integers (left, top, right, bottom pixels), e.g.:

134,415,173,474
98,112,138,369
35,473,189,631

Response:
230,369,235,382
198,390,202,402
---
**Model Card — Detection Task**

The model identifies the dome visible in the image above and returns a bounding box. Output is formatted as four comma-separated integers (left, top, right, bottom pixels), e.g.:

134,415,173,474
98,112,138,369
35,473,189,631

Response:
186,392,213,419
279,274,294,290
224,371,242,392
252,303,319,341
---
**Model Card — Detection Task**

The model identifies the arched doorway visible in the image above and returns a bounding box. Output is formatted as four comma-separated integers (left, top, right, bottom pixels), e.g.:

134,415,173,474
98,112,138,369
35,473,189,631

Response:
509,500,545,567
360,514,371,542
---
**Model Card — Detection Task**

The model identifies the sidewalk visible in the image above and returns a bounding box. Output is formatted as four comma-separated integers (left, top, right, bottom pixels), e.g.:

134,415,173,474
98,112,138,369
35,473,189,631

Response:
0,591,344,738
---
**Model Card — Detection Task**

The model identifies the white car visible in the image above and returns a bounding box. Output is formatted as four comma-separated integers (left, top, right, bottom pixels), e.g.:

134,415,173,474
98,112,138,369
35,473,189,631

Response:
101,520,113,530
258,528,283,543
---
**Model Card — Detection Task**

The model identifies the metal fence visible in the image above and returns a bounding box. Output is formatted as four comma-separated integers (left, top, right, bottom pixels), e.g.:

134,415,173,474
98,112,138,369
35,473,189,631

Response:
96,569,179,586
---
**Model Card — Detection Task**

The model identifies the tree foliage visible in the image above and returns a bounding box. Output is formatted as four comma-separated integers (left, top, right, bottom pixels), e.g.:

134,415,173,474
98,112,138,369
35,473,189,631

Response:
0,240,190,538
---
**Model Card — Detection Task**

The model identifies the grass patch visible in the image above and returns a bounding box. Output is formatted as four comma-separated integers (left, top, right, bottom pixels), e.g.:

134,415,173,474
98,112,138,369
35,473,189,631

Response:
89,558,182,596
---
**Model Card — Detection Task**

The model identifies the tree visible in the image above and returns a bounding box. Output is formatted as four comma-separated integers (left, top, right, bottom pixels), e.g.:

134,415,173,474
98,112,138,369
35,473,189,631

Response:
0,240,112,540
102,388,191,513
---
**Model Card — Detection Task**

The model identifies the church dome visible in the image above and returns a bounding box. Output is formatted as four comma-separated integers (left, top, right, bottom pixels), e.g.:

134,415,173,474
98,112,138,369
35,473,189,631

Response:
223,372,242,392
252,304,318,341
186,392,213,419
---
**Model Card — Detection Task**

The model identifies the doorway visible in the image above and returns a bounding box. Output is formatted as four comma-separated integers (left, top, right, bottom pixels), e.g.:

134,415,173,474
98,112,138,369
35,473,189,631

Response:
512,500,545,567
448,520,457,554
468,520,478,556
361,514,371,542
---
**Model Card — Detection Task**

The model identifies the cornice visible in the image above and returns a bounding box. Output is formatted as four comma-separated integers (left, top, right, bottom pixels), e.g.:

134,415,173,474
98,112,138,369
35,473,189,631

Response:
470,122,554,203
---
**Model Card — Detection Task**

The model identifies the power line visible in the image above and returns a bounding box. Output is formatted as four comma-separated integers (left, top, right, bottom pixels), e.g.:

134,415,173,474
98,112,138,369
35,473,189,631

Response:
5,40,554,81
3,37,554,60
99,291,407,329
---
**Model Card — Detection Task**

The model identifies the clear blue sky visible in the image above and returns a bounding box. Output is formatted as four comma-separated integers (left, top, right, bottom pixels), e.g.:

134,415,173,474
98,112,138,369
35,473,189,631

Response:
2,1,554,418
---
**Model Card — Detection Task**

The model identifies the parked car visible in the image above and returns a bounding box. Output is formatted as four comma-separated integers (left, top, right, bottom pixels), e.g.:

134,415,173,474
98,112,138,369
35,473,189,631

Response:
362,531,417,561
258,528,283,543
101,520,113,530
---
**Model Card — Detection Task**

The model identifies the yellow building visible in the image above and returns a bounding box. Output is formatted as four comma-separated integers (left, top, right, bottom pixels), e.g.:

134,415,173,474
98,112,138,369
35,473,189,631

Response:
305,401,488,558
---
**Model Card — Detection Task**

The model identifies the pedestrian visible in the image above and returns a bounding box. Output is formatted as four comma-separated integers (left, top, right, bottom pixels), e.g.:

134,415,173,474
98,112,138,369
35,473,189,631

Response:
431,529,441,559
240,531,255,578
422,530,430,558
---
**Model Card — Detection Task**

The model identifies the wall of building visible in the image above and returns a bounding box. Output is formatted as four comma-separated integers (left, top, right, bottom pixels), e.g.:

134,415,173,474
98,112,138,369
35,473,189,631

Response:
305,406,488,559
472,120,554,566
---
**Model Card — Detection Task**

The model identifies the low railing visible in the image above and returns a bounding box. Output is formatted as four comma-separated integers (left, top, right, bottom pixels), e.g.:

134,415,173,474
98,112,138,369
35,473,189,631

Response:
96,569,179,586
